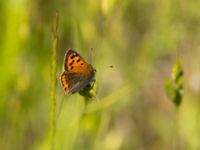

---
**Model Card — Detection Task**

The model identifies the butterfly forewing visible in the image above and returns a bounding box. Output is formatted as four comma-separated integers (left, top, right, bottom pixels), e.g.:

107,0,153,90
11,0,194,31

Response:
65,49,89,73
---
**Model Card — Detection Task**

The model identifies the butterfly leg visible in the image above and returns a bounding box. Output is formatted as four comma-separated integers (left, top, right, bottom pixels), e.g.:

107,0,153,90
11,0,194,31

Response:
90,79,96,88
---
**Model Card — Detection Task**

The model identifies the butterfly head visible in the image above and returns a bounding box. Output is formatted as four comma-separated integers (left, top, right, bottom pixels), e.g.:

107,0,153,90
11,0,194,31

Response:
87,64,96,75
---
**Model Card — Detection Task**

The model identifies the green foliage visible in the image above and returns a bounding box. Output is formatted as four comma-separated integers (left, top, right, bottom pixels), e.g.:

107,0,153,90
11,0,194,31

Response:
1,0,200,150
165,60,184,107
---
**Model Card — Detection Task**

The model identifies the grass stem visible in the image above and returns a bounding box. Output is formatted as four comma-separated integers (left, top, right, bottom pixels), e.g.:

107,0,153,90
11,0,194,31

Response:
50,12,59,150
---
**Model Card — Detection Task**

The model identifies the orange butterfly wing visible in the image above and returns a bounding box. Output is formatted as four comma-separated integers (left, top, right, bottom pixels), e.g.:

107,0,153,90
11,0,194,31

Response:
61,49,95,94
64,49,89,73
60,72,69,94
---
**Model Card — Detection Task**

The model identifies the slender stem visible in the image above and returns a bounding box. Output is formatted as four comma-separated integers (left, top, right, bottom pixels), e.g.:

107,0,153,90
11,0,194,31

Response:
196,66,200,149
172,107,180,150
50,12,59,150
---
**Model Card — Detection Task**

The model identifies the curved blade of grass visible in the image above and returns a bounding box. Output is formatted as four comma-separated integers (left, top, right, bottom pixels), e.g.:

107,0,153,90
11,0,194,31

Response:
85,85,132,114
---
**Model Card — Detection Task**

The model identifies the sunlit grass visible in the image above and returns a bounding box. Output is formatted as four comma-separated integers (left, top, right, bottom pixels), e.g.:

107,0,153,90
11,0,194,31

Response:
1,0,200,150
50,12,59,150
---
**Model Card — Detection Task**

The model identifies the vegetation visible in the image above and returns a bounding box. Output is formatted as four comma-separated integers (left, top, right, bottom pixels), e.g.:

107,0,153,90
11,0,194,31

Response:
0,0,200,150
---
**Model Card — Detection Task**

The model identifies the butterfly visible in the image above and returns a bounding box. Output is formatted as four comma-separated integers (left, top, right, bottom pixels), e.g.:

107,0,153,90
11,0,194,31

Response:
60,48,96,95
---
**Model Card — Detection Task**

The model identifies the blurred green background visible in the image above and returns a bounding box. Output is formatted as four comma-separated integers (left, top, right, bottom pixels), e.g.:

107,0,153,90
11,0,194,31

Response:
1,0,200,150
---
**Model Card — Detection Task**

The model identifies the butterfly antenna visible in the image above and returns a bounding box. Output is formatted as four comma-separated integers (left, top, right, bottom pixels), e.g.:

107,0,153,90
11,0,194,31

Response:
101,65,114,69
108,65,114,68
89,48,93,64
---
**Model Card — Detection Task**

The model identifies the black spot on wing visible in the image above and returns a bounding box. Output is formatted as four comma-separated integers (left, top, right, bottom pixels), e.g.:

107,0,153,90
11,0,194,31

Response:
69,60,75,66
70,54,76,59
77,58,81,63
70,66,74,70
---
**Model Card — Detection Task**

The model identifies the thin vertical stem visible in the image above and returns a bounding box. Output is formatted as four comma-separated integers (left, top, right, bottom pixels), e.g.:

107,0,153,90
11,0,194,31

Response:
50,12,59,150
172,107,181,150
196,66,200,149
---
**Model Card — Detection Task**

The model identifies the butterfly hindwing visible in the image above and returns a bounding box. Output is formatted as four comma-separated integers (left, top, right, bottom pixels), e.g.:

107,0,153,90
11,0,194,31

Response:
61,72,69,94
61,71,91,94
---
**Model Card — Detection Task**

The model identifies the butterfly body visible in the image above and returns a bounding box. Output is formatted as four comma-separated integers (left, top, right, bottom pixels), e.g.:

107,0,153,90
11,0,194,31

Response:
61,49,96,94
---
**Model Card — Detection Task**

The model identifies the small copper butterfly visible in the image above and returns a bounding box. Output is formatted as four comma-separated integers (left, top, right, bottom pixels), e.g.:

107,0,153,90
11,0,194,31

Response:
60,48,96,94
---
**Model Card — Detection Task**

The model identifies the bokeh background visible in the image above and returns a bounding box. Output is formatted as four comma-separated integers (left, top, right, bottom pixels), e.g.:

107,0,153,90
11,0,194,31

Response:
1,0,200,150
